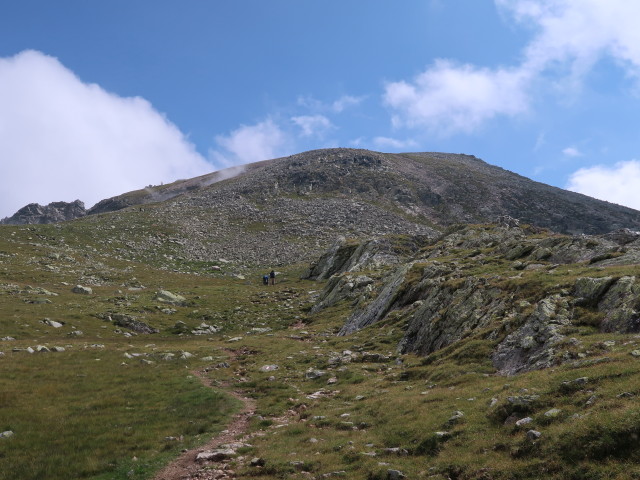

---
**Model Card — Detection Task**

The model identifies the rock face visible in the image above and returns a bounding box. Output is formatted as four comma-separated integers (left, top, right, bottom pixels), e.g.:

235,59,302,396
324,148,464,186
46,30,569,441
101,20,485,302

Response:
308,224,640,375
1,200,86,225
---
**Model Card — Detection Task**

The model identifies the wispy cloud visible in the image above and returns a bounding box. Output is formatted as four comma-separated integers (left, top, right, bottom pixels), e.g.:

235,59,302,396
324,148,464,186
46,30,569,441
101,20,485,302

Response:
562,146,582,157
297,94,365,113
566,159,640,209
0,50,211,218
209,118,292,167
373,136,419,150
331,95,365,112
291,114,334,137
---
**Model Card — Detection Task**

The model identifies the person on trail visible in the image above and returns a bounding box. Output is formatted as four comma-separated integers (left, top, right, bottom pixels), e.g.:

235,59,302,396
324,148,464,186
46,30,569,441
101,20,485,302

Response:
270,269,276,285
263,274,269,285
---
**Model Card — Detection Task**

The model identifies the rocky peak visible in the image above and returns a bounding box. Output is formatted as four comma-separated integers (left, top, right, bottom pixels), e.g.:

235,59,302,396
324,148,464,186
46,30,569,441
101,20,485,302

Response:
1,200,86,225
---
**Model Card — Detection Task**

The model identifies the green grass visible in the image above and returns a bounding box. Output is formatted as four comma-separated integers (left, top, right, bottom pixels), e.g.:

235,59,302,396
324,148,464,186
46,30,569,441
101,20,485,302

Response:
3,220,640,479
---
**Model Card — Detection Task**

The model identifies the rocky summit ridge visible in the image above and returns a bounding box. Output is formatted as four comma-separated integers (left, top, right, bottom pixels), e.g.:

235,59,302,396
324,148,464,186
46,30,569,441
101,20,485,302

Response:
5,149,640,237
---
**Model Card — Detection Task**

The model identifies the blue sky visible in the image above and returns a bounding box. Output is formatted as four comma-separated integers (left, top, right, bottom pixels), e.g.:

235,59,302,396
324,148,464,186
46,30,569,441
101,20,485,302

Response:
2,0,640,218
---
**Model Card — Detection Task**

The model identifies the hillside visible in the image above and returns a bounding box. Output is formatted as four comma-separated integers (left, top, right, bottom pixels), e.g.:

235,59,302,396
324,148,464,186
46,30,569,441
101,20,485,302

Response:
2,148,640,480
4,150,640,269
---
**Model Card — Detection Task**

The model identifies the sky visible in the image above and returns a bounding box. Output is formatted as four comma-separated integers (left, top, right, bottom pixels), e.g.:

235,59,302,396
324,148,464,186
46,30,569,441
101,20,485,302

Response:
2,0,640,218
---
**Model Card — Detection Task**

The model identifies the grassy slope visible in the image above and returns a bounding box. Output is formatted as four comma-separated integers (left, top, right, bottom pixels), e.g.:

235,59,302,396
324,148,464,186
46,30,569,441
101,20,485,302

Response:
1,218,640,480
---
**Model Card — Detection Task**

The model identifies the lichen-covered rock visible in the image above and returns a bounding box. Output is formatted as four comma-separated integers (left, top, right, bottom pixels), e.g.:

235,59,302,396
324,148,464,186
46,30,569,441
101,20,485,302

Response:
573,277,615,306
399,275,509,356
111,313,158,334
339,262,413,335
306,223,640,376
72,285,92,295
154,290,186,306
492,295,570,375
597,276,640,333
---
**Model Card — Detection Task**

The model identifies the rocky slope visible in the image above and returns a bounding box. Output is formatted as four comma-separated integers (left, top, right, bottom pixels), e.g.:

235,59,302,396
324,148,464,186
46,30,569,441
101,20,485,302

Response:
0,200,86,225
307,223,640,375
62,148,640,271
5,149,640,249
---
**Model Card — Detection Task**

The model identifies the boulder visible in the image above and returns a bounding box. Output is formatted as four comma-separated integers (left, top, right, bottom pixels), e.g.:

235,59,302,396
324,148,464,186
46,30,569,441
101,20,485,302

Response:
42,318,64,328
154,290,186,306
72,285,92,295
196,448,237,462
573,277,615,306
111,313,158,334
526,430,542,441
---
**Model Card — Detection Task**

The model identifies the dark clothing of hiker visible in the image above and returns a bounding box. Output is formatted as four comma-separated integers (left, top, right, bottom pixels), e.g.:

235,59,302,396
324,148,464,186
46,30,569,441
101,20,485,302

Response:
270,270,276,285
263,274,269,285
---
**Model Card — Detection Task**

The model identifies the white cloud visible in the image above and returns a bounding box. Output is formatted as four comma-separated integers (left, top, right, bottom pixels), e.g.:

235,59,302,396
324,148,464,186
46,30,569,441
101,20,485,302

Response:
331,95,365,113
297,94,364,113
562,146,582,157
0,50,212,218
384,59,530,134
291,114,333,137
384,1,640,135
210,118,292,167
566,160,640,209
499,0,640,75
373,136,418,150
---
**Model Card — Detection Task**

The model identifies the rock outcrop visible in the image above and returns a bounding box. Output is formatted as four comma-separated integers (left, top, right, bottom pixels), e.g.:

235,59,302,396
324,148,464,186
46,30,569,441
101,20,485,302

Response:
307,224,640,375
1,200,86,225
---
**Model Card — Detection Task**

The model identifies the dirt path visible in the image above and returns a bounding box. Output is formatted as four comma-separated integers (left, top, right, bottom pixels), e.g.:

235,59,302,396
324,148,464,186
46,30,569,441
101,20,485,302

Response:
153,370,256,480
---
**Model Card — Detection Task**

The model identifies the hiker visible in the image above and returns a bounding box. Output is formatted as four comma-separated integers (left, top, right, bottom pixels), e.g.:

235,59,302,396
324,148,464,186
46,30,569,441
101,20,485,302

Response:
263,274,269,285
270,269,276,285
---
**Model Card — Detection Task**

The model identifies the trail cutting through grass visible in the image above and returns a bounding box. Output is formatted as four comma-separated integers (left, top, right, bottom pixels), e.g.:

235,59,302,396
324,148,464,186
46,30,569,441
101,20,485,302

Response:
153,369,256,480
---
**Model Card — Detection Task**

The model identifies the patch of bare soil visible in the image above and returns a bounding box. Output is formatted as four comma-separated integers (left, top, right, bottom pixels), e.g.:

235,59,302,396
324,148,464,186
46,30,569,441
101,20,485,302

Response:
153,370,256,480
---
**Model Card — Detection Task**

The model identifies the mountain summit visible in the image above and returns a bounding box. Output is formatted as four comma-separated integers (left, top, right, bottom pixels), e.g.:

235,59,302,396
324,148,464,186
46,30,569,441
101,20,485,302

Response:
4,149,640,266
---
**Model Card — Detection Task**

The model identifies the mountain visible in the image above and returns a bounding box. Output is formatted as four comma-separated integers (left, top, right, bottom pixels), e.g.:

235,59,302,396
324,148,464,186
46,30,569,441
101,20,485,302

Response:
3,149,640,479
71,148,640,269
5,149,640,241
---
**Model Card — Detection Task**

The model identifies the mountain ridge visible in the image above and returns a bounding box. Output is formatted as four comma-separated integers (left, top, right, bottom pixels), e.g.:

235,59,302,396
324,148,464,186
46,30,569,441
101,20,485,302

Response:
4,149,640,269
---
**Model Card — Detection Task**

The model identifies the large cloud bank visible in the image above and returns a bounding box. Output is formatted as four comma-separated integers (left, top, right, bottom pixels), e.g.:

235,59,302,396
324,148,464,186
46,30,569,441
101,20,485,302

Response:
384,0,640,134
0,50,212,218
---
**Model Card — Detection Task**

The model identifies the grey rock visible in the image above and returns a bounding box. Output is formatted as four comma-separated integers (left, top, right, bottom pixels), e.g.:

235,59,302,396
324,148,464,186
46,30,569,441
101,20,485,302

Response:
196,448,236,462
111,313,158,334
154,290,186,306
444,410,464,428
599,277,640,333
0,431,14,439
573,277,615,306
1,200,86,225
387,470,406,480
72,285,92,295
507,395,540,407
544,408,562,418
492,295,569,375
515,417,533,427
305,368,326,379
260,365,279,372
526,430,542,441
42,318,64,328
